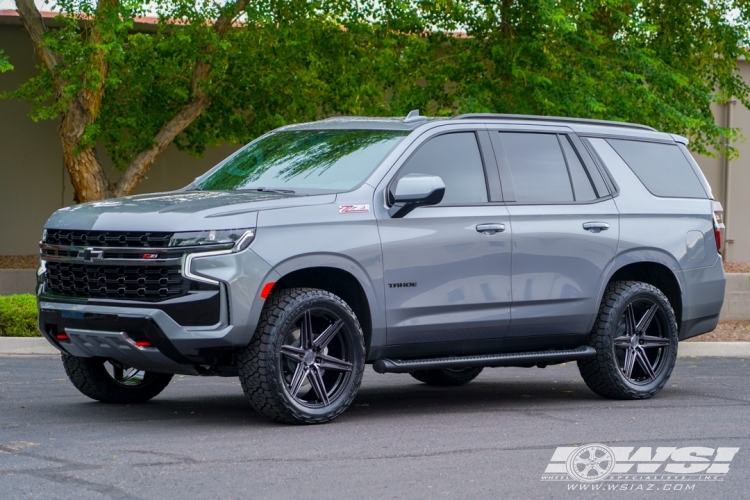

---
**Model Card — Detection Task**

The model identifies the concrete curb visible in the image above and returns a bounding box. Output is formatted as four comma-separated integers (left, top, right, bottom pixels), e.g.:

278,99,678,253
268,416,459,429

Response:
0,337,59,355
0,337,749,357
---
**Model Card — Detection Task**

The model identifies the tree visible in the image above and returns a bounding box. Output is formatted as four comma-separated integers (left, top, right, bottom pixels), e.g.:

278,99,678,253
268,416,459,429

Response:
3,0,750,203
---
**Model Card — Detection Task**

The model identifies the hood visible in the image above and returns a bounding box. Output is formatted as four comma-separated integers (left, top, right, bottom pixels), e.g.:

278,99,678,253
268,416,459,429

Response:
44,190,336,232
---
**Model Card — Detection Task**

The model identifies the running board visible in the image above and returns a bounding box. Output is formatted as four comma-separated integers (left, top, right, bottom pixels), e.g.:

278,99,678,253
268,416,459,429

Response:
372,346,596,374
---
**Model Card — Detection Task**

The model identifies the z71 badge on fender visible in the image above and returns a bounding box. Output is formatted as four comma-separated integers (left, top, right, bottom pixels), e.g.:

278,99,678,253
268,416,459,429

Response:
339,204,370,213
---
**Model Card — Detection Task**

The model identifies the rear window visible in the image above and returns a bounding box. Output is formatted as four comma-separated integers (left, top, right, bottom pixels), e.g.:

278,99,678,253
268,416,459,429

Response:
606,139,707,199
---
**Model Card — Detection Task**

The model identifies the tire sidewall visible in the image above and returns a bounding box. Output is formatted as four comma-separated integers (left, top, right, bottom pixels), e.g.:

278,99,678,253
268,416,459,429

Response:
267,292,365,420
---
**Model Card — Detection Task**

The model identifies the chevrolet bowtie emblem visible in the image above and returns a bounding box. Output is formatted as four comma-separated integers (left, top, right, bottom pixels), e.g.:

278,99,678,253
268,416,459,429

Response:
82,248,103,262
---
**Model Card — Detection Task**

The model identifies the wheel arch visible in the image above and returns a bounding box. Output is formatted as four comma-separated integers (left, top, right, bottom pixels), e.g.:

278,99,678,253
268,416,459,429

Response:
597,251,685,332
270,254,383,356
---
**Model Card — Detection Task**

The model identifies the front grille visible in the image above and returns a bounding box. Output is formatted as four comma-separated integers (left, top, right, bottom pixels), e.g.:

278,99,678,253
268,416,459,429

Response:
45,262,188,301
44,229,173,248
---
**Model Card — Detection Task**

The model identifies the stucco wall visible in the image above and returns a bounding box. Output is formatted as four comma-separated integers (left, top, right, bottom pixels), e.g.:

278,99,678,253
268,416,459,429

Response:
691,60,750,263
1,21,749,260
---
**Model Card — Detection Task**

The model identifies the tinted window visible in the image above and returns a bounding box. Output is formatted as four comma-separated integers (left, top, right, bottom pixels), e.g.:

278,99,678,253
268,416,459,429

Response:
560,136,597,201
497,133,573,203
398,132,488,205
607,139,707,198
195,129,408,193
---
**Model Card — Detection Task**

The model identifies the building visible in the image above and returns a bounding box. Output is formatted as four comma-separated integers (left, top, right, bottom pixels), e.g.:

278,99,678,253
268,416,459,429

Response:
1,11,748,261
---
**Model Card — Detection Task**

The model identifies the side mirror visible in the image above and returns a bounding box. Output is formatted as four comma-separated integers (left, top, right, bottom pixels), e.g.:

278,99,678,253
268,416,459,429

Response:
388,174,445,218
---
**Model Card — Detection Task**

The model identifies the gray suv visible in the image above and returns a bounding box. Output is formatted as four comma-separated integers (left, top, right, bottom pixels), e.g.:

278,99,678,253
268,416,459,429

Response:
37,112,726,424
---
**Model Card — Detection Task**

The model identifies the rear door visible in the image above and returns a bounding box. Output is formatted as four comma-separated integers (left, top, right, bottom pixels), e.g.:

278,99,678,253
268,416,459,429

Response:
377,127,513,348
488,130,620,347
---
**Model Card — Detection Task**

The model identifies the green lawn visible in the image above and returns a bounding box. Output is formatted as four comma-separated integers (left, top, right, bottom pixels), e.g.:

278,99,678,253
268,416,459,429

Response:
0,294,40,337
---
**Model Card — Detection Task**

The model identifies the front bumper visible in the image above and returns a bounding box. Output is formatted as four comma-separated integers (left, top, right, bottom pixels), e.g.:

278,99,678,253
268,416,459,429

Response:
38,248,279,375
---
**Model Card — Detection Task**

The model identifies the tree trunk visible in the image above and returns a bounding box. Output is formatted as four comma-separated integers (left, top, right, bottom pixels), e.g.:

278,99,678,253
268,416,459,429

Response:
59,100,113,203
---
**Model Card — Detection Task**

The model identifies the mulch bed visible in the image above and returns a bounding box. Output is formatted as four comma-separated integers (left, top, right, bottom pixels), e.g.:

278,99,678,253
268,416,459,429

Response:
724,262,750,273
0,255,39,270
685,321,750,342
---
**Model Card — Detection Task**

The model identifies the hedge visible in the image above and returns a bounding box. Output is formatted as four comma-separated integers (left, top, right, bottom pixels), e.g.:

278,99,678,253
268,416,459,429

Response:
0,294,40,337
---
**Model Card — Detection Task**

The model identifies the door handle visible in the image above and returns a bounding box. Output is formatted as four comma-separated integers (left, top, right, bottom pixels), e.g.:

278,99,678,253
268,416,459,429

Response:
476,223,506,235
583,222,610,233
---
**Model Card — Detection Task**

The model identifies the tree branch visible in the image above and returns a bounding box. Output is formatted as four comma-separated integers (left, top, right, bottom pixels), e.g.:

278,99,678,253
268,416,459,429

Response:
14,0,62,89
114,0,251,197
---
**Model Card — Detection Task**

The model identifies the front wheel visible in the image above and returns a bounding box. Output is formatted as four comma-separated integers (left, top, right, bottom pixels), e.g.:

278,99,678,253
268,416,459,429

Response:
238,288,366,425
578,281,678,400
61,355,173,403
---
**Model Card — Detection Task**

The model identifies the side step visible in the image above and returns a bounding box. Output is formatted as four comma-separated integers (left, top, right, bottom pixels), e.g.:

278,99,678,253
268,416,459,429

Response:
372,346,596,374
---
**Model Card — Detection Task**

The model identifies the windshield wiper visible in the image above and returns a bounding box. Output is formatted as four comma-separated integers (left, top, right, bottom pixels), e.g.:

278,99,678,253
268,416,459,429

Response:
249,187,296,194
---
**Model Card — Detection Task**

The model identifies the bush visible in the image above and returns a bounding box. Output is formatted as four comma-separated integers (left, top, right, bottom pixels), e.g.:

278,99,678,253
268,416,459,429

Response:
0,294,40,337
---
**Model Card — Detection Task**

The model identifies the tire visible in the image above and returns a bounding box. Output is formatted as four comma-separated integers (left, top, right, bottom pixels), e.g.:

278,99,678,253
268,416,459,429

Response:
238,288,366,425
61,354,173,404
410,367,484,386
578,281,678,400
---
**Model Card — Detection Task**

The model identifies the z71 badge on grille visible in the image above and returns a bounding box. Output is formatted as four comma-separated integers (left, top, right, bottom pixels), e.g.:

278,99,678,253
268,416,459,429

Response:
339,204,370,213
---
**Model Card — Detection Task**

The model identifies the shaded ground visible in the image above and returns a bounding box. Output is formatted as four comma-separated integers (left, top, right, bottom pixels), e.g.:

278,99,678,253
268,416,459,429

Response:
0,355,748,499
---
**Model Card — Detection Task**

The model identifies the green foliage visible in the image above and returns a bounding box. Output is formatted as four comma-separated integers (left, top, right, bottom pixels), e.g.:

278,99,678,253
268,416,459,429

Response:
0,49,12,73
0,294,40,338
4,0,750,173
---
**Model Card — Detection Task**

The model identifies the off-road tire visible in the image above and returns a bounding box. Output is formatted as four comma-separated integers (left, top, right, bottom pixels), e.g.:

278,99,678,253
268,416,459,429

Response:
61,354,173,403
578,281,678,400
410,367,484,386
238,288,366,425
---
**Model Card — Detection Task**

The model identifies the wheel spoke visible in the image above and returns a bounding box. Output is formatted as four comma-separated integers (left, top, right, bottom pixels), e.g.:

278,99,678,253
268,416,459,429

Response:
635,346,657,380
623,347,636,379
288,363,310,398
316,353,353,372
636,304,659,335
624,304,637,336
280,345,305,361
308,365,330,406
300,310,314,350
613,335,632,348
313,320,344,350
640,335,670,349
113,366,123,381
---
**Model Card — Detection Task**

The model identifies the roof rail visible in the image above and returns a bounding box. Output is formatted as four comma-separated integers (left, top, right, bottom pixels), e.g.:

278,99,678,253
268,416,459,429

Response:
452,113,656,132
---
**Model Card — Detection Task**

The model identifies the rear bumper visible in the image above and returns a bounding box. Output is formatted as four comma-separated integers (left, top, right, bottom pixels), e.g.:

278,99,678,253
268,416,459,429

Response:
679,256,726,340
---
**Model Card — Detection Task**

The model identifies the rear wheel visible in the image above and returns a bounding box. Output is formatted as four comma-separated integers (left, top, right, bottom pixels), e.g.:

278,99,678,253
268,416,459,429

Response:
238,288,365,424
410,367,484,386
578,281,678,400
61,355,173,403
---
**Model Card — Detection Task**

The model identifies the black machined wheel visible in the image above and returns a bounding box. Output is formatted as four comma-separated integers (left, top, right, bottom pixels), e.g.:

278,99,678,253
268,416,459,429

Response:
410,366,484,386
238,288,365,424
578,281,678,400
61,354,173,404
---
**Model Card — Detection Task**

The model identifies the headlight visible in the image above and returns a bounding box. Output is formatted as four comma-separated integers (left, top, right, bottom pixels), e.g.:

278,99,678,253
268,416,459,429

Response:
170,228,255,252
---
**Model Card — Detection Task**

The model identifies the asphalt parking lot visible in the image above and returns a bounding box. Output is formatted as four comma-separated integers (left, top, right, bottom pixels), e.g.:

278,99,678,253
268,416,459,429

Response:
0,355,748,499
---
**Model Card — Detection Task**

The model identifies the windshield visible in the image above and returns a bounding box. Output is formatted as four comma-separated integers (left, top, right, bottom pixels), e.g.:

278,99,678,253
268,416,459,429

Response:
194,129,409,193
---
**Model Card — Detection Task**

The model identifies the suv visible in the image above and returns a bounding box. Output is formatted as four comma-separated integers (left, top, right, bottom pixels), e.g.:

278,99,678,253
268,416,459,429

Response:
37,112,726,424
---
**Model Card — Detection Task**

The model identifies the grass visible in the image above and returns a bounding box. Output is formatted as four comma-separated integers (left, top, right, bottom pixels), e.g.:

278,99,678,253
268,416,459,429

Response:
0,294,40,337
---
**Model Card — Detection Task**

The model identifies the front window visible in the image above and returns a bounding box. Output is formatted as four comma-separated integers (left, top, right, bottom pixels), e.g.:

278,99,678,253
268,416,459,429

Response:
194,129,409,193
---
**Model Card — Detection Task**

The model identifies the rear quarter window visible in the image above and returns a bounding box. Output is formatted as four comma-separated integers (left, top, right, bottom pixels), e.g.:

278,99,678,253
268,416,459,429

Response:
606,139,707,199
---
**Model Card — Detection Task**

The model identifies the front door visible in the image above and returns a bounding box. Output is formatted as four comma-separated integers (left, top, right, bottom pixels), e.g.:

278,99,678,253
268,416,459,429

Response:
378,130,513,347
489,131,619,345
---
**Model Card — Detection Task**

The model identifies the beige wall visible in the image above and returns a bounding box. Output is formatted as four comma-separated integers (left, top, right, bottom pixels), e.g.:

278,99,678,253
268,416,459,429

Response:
2,21,750,260
692,60,750,263
0,24,240,255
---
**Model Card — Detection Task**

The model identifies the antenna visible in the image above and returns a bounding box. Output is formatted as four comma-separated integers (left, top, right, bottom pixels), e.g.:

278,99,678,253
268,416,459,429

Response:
403,109,425,123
